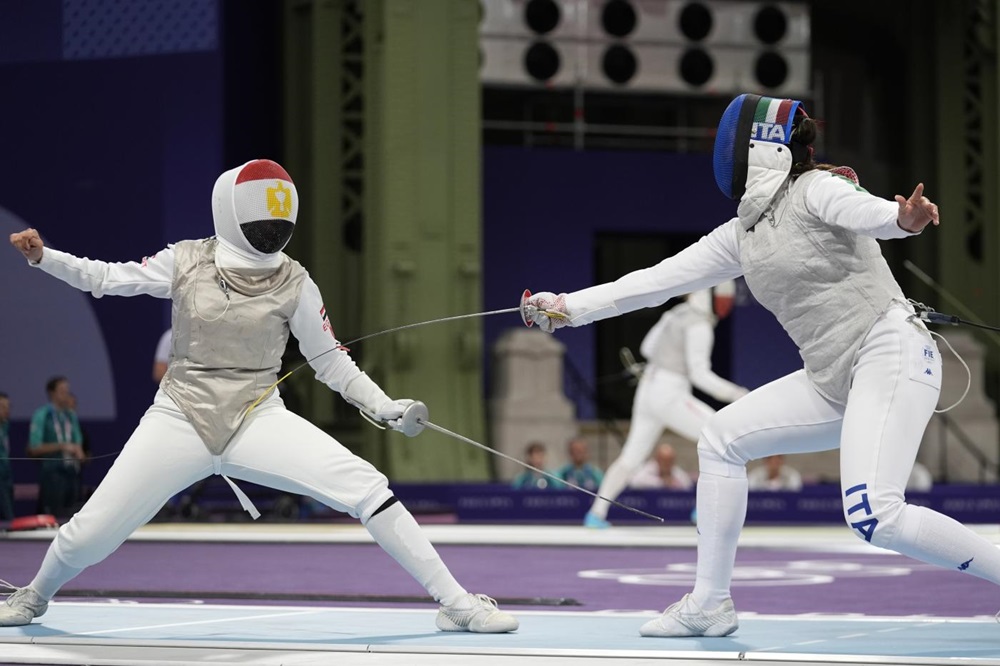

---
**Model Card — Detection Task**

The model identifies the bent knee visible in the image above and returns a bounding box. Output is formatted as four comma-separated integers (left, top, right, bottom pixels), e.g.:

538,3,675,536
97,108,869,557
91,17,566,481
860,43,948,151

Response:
842,482,905,547
356,480,393,524
697,428,748,479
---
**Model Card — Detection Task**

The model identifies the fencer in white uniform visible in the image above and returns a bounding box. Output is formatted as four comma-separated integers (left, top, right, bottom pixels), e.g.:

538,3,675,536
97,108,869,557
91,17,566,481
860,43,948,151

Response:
584,282,747,528
3,159,518,633
525,94,1000,637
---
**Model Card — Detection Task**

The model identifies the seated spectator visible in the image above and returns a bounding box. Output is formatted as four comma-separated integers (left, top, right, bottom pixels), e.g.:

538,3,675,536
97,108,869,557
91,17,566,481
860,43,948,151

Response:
629,443,694,490
28,376,85,517
511,441,553,490
0,392,12,520
906,461,934,491
747,454,802,491
555,438,603,492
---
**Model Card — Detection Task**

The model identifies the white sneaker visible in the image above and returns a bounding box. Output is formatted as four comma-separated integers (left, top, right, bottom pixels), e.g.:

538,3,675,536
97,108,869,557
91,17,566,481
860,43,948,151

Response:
0,584,48,627
639,594,737,637
436,593,519,633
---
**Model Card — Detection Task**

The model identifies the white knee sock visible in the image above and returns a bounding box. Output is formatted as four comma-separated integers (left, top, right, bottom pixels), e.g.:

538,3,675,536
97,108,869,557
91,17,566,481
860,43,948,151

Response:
30,546,83,600
364,502,467,606
690,471,748,609
589,459,637,520
889,504,1000,585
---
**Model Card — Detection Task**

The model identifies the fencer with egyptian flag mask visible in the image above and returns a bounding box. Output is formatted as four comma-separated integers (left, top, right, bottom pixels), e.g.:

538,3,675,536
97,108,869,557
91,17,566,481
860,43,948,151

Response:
213,159,297,261
4,159,519,633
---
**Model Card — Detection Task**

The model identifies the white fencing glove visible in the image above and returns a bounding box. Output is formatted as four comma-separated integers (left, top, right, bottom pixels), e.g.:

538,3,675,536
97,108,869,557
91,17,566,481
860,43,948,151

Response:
343,372,413,432
523,291,571,333
375,399,416,431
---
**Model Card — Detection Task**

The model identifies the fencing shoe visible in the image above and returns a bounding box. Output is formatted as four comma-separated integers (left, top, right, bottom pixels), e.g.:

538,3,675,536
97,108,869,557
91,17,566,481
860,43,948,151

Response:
0,584,48,627
639,594,737,637
583,512,611,529
436,593,519,633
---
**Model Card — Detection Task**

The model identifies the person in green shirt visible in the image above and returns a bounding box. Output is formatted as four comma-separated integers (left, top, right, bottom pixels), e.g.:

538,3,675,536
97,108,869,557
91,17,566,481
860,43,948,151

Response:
28,377,84,517
555,438,604,492
0,392,12,520
510,442,554,490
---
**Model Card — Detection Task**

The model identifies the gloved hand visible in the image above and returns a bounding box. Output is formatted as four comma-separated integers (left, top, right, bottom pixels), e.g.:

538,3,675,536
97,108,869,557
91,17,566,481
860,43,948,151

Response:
524,291,571,333
618,347,644,379
375,398,415,431
729,386,751,403
343,372,426,434
627,362,646,379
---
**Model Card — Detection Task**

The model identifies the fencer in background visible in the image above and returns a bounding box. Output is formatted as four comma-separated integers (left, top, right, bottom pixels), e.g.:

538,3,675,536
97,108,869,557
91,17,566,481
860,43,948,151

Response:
524,93,1000,639
3,160,517,634
152,329,171,383
584,281,747,528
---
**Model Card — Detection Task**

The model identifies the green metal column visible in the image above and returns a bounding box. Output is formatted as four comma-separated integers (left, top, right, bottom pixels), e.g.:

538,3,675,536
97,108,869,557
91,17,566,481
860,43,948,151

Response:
363,0,490,480
283,0,364,445
935,0,1000,400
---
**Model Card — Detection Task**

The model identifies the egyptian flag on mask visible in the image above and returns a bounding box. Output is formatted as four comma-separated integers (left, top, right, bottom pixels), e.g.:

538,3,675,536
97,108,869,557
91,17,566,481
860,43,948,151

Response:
234,160,298,254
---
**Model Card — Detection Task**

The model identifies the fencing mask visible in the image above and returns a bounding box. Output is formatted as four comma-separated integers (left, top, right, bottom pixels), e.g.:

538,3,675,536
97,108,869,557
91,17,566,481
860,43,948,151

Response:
713,94,808,230
688,280,737,320
213,159,298,260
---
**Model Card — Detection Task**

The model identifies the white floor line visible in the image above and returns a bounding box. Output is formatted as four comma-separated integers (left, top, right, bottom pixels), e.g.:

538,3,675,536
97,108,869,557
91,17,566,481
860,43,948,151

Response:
73,608,330,636
10,522,1000,550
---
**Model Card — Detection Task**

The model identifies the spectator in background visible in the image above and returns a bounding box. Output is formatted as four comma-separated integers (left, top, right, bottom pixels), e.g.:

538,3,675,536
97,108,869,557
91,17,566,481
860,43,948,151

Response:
28,376,84,517
630,443,694,491
0,392,13,520
511,442,553,490
152,329,172,383
556,438,603,492
747,454,802,491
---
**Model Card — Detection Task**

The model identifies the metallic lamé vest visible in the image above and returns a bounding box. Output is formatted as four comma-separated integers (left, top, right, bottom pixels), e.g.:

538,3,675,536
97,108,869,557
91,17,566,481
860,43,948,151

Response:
737,170,905,404
161,239,306,454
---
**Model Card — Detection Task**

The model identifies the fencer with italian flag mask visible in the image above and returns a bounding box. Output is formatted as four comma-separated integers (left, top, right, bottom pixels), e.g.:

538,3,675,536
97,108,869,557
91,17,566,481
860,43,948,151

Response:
519,92,983,641
713,93,810,230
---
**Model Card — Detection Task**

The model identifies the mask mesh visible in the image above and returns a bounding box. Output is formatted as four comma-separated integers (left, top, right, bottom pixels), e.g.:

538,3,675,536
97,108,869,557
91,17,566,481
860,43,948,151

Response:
240,220,294,254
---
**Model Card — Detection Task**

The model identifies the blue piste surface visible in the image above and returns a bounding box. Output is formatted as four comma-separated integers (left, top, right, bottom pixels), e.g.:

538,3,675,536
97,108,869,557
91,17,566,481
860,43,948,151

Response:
2,602,999,662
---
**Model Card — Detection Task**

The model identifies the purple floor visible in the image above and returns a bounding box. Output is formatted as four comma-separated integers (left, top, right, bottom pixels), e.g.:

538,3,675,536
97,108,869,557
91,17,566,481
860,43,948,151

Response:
2,540,995,616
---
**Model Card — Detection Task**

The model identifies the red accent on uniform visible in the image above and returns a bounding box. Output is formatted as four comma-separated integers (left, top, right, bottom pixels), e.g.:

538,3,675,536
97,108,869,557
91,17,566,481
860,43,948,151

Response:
831,165,859,185
235,160,292,184
776,99,793,125
320,306,326,317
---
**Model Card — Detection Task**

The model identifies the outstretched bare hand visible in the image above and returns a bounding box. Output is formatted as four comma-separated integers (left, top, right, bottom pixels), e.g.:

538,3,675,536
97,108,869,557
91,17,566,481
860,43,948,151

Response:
896,183,939,233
